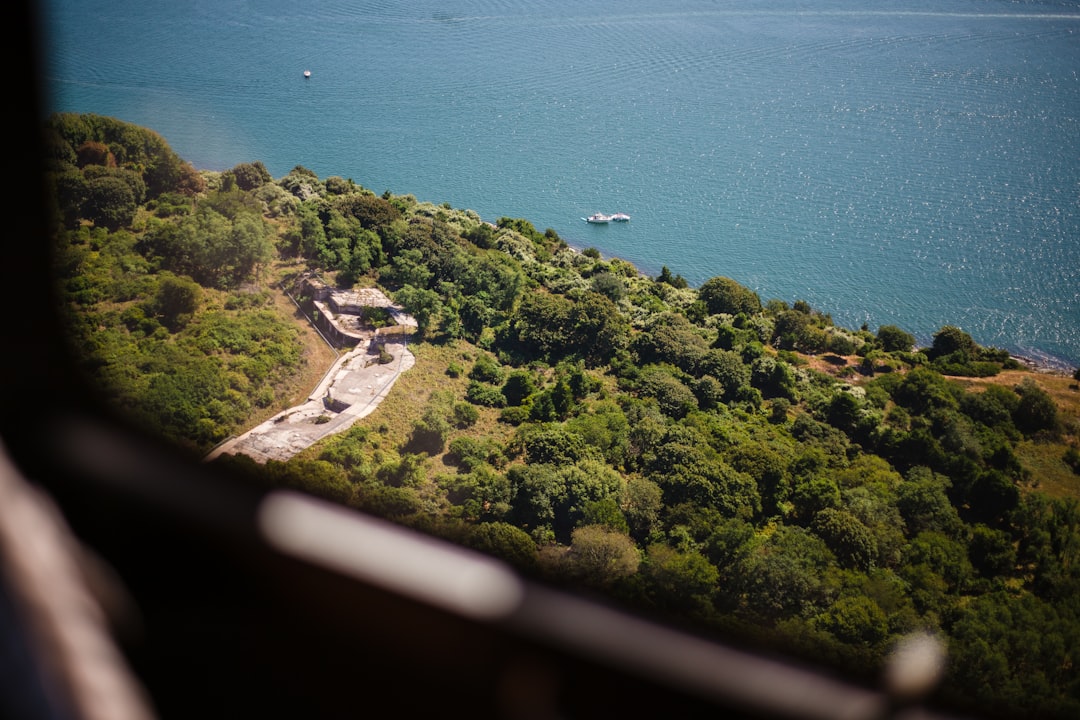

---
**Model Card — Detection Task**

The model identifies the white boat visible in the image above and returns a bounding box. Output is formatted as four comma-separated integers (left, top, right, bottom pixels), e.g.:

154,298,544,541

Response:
585,213,612,224
303,70,312,78
610,213,630,222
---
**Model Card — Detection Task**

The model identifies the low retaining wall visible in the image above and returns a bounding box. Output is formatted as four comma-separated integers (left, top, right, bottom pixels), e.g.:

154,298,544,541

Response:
290,274,418,349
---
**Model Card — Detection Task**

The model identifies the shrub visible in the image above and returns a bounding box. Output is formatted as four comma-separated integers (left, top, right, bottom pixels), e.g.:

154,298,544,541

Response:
1064,447,1080,475
452,402,479,428
1013,378,1059,435
469,353,505,384
498,406,531,425
877,325,915,352
466,380,507,407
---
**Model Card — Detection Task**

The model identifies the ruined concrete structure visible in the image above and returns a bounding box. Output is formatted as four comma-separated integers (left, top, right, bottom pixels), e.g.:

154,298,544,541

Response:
206,277,419,464
296,275,418,349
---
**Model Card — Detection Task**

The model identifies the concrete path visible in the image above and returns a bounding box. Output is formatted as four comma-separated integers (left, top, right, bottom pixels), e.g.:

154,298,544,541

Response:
205,338,415,464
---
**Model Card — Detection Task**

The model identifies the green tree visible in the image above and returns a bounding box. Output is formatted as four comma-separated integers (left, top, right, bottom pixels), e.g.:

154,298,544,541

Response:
811,508,878,571
267,459,352,504
773,310,827,353
229,161,272,191
738,526,836,621
968,523,1017,579
335,192,402,231
521,426,588,466
896,466,964,539
147,273,201,331
567,291,628,367
621,476,663,542
636,365,698,419
634,312,709,372
510,291,572,359
641,544,720,616
1013,378,1060,435
815,594,888,646
394,284,442,336
561,525,640,587
507,463,565,532
84,165,146,206
405,405,451,454
928,325,979,360
566,401,630,468
696,349,750,398
656,265,688,288
892,366,959,414
825,391,863,435
469,353,505,384
83,175,137,230
904,530,973,592
698,276,762,316
581,497,630,534
877,324,915,352
649,436,760,519
725,442,790,518
464,522,537,570
590,271,626,302
750,356,797,400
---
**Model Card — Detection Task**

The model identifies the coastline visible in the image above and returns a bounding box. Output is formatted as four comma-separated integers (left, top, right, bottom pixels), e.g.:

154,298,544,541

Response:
1011,353,1075,376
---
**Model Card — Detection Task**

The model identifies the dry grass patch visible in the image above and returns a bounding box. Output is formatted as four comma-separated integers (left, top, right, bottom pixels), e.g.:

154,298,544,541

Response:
949,369,1080,417
1016,439,1080,499
225,275,340,434
302,338,514,468
951,369,1080,500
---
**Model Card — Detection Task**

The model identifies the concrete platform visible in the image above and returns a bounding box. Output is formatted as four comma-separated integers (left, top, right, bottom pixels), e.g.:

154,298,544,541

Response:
206,337,415,464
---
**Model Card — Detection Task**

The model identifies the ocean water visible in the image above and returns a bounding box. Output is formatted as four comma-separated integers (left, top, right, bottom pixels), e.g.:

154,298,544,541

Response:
43,0,1080,368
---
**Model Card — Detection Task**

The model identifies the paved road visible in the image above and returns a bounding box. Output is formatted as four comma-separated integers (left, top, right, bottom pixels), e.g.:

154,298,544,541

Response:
205,338,415,464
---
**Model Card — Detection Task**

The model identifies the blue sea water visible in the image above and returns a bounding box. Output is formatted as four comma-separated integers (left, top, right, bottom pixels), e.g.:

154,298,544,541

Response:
43,0,1080,369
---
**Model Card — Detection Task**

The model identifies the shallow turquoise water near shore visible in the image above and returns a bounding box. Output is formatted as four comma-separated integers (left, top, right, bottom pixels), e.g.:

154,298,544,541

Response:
43,0,1080,368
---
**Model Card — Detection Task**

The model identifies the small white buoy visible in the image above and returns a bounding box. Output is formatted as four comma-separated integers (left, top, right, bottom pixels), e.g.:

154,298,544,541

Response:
303,70,311,78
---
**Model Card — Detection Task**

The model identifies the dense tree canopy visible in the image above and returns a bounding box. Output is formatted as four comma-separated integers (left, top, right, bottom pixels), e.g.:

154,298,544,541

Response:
49,115,1080,720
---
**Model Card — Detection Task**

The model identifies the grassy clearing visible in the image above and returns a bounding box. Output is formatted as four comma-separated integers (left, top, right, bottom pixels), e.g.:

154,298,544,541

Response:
1016,439,1080,499
227,261,340,433
300,338,516,468
951,369,1080,417
952,370,1080,499
266,272,338,402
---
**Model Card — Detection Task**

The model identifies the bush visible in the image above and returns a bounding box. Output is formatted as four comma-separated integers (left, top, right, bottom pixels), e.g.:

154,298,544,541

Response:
1013,378,1059,435
466,380,507,407
452,402,479,428
1064,447,1080,475
502,369,537,406
877,325,915,352
469,353,505,384
498,406,531,425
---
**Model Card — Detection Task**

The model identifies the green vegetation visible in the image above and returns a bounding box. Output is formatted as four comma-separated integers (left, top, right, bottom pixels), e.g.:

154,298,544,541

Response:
48,114,1080,719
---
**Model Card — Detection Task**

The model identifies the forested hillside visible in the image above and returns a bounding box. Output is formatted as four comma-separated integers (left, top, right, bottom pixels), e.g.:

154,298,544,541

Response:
47,114,1080,718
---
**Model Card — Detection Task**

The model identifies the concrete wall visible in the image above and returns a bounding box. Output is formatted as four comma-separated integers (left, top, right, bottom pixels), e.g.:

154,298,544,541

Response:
296,275,415,349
